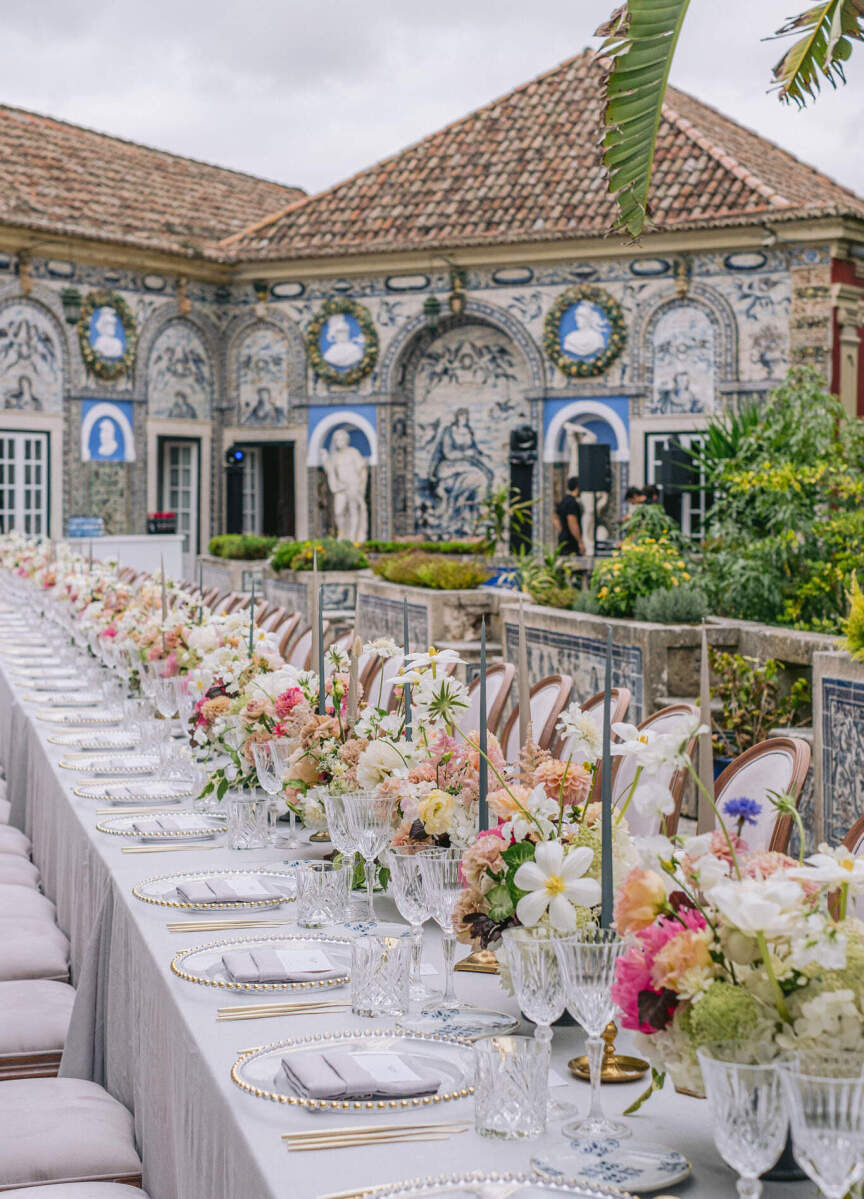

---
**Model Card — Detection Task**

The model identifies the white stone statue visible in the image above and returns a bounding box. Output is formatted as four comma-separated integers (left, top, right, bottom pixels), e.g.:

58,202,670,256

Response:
562,420,609,552
321,427,369,542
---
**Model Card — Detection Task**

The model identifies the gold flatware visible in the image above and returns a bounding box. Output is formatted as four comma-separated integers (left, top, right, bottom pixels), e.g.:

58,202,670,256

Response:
167,919,293,932
286,1121,467,1140
121,844,221,854
218,1003,349,1021
283,1123,469,1152
220,999,348,1012
97,806,175,815
317,1187,382,1199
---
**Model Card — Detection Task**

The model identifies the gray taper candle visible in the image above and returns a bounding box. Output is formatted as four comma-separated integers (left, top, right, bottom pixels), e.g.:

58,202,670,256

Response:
600,624,614,928
478,615,488,829
403,597,412,741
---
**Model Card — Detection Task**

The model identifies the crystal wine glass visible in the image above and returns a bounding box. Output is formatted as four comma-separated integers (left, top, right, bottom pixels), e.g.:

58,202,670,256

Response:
268,739,301,848
251,740,286,845
386,845,434,1003
151,672,179,737
779,1055,864,1199
552,928,627,1139
697,1044,787,1199
322,792,361,915
342,791,396,924
417,848,466,1013
502,926,574,1119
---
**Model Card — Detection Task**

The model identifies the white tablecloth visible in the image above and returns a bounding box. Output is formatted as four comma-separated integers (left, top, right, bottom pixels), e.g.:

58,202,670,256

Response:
0,658,799,1199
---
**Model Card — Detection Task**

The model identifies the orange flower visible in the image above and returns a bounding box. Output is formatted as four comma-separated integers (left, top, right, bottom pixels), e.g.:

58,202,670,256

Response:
533,758,591,807
614,867,667,934
650,929,713,997
488,783,531,820
201,695,230,722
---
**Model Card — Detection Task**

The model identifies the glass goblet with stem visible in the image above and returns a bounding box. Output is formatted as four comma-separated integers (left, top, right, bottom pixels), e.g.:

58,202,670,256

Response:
322,792,362,916
696,1044,787,1199
502,926,575,1119
151,672,180,738
552,928,628,1139
386,845,434,1004
342,791,396,924
251,740,286,845
779,1054,864,1199
417,848,467,1014
267,739,301,848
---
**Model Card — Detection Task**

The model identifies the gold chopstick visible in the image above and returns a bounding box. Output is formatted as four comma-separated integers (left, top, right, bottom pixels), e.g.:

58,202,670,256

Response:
219,999,347,1013
166,919,293,931
285,1121,467,1139
120,843,221,854
286,1130,467,1152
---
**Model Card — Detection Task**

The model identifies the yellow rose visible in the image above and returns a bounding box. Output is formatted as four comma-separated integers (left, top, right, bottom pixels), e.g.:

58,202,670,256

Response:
418,788,456,836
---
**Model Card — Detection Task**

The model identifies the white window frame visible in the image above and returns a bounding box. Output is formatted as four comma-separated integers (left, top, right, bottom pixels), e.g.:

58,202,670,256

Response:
645,431,707,542
241,447,262,535
161,439,199,556
0,430,49,536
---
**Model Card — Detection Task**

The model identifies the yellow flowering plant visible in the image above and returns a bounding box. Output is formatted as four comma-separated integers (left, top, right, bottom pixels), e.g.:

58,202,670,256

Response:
591,534,692,618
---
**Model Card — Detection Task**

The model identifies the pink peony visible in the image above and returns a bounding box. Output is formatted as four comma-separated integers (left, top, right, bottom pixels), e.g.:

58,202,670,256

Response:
614,867,668,935
274,687,303,719
612,909,707,1033
459,827,506,889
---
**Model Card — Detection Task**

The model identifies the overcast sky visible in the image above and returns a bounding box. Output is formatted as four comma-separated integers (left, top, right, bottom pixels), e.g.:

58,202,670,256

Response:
3,0,864,199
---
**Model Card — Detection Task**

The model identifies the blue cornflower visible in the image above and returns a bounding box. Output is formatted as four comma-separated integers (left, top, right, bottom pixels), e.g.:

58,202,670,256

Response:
722,797,762,827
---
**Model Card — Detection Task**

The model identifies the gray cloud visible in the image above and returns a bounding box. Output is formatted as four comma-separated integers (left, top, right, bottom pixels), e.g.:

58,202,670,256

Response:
1,0,862,198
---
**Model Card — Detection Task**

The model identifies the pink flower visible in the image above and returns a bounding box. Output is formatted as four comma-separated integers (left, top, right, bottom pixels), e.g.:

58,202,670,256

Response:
460,827,506,889
274,688,303,719
100,624,118,639
611,910,706,1033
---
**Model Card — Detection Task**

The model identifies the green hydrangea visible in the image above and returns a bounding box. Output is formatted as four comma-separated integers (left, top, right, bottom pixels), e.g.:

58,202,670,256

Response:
568,822,602,882
686,981,762,1048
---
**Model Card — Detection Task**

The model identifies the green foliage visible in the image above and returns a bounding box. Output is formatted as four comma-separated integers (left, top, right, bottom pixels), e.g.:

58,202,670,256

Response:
476,486,535,554
772,0,864,106
709,649,812,756
633,585,709,624
363,539,483,555
595,0,692,237
372,551,492,590
270,538,369,573
208,534,276,560
623,502,685,546
843,573,864,661
698,368,864,632
591,535,694,618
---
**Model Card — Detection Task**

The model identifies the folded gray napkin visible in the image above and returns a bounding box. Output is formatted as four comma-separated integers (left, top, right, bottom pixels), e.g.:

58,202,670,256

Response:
221,946,339,983
174,877,282,904
131,815,211,835
281,1050,443,1099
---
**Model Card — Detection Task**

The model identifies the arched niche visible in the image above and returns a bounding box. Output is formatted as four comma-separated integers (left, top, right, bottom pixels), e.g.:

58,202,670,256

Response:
399,318,533,539
0,298,65,413
146,318,213,419
225,318,306,427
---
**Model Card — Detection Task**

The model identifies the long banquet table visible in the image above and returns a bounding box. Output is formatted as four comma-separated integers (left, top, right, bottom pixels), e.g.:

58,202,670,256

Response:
0,655,796,1199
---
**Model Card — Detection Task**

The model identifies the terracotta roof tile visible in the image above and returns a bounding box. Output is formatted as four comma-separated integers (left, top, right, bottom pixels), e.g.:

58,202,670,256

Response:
0,105,303,256
224,50,864,261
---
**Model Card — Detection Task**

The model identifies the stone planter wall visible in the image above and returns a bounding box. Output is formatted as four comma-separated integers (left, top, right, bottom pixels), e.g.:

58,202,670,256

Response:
355,577,501,662
499,601,740,724
813,650,864,846
263,570,370,625
197,554,271,595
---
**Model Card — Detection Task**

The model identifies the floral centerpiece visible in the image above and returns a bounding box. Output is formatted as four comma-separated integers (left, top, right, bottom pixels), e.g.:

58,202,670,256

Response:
612,807,864,1102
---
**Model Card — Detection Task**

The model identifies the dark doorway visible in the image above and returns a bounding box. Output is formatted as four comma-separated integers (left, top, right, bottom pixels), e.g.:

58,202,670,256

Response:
224,440,295,537
260,442,295,537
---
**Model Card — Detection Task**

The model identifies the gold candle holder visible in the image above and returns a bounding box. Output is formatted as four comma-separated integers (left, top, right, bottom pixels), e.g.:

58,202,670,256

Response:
568,1021,649,1084
453,948,500,974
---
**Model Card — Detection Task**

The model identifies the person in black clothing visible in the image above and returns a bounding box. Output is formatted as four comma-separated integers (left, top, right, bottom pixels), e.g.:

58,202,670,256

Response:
644,483,661,504
554,476,586,555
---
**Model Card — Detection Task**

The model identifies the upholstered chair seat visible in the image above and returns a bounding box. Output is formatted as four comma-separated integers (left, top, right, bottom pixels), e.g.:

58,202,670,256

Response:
0,853,40,888
0,796,10,823
0,883,55,922
0,979,76,1079
0,826,31,857
0,1078,142,1190
1,1187,149,1198
0,917,69,982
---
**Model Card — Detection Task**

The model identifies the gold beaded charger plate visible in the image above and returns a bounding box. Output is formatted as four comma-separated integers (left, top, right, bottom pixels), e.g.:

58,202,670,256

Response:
38,707,123,726
24,690,104,705
369,1170,631,1198
231,1029,473,1110
49,729,139,751
171,933,351,992
96,810,227,840
132,867,296,910
59,751,158,775
74,779,195,804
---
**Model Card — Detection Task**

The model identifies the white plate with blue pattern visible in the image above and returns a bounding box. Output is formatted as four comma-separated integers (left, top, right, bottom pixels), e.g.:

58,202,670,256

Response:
531,1138,691,1193
397,1007,519,1041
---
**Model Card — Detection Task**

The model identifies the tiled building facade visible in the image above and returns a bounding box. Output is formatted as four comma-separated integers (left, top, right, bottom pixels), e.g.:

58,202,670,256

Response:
1,53,863,557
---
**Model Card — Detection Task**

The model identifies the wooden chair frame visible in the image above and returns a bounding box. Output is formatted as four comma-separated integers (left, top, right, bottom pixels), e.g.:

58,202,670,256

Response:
714,736,811,853
463,662,515,737
843,814,864,853
608,702,699,836
500,674,574,755
276,613,302,659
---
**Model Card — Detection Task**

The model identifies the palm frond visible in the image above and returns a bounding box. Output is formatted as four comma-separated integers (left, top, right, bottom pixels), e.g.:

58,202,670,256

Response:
596,0,692,238
770,0,864,106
